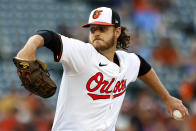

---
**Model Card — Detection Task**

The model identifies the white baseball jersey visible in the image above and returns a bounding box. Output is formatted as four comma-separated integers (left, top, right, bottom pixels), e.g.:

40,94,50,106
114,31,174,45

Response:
52,35,140,131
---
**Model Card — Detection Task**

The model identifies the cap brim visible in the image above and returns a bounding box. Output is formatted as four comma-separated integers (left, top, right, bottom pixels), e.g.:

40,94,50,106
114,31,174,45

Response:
81,21,114,28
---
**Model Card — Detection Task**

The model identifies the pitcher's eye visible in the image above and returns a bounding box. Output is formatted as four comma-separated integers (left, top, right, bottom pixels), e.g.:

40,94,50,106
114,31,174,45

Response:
90,26,107,33
99,27,106,32
90,27,96,33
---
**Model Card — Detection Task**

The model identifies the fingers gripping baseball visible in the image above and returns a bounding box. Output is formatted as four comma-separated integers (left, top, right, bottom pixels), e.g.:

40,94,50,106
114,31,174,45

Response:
164,96,189,120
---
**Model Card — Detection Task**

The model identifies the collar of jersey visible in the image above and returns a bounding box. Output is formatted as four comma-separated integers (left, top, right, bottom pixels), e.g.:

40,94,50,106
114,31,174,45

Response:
96,51,127,77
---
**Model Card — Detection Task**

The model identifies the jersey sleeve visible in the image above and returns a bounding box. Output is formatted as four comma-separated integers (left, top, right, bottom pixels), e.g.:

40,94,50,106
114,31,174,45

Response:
126,53,151,82
36,30,63,62
136,54,152,77
127,53,141,82
59,35,94,74
36,30,94,74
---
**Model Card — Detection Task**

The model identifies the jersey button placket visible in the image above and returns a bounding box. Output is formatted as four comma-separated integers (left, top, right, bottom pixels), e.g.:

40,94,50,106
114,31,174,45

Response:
109,77,117,110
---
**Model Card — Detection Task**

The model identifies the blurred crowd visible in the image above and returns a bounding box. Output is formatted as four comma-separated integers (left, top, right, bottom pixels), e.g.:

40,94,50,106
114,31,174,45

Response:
0,0,196,130
116,90,191,131
115,0,196,130
0,89,54,131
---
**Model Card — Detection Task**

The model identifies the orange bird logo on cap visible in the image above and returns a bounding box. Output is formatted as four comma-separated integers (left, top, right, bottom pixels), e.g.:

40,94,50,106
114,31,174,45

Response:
92,10,103,19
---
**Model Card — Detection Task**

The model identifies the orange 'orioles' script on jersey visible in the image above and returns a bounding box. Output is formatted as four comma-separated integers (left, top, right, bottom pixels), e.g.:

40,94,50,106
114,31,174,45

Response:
86,72,127,100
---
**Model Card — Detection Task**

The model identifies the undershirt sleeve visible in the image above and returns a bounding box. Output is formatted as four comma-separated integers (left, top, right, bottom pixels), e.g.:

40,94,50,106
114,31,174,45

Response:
36,30,63,62
136,54,152,77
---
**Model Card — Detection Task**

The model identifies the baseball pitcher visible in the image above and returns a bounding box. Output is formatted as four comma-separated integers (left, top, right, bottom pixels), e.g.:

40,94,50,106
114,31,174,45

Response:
14,7,189,131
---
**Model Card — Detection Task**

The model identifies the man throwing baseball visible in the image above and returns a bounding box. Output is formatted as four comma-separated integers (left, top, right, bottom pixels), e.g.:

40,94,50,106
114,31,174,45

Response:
15,7,189,131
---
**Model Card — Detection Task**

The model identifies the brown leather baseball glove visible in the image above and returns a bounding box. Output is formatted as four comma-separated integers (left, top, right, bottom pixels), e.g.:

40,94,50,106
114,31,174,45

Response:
13,57,57,98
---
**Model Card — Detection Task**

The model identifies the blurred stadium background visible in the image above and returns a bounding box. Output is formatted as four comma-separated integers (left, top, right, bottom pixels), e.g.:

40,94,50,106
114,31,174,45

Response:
0,0,196,130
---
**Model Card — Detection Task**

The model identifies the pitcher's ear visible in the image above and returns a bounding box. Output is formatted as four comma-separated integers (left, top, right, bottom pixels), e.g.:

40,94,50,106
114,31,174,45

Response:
115,27,121,39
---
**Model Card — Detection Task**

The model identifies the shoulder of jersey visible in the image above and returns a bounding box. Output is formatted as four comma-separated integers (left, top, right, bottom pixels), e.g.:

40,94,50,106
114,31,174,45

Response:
116,50,137,57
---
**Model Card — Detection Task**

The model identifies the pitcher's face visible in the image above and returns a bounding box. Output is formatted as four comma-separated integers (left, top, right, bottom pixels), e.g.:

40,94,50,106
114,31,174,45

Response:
89,25,116,52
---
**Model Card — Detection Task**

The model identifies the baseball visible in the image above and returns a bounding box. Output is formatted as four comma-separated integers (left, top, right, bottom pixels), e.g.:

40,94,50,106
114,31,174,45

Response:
173,110,183,120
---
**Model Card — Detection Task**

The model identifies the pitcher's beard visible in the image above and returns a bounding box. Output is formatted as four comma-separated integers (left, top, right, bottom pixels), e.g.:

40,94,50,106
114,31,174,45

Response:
89,35,115,52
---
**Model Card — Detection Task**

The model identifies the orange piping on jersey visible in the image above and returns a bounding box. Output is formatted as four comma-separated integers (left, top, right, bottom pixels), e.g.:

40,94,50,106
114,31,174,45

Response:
55,34,63,62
